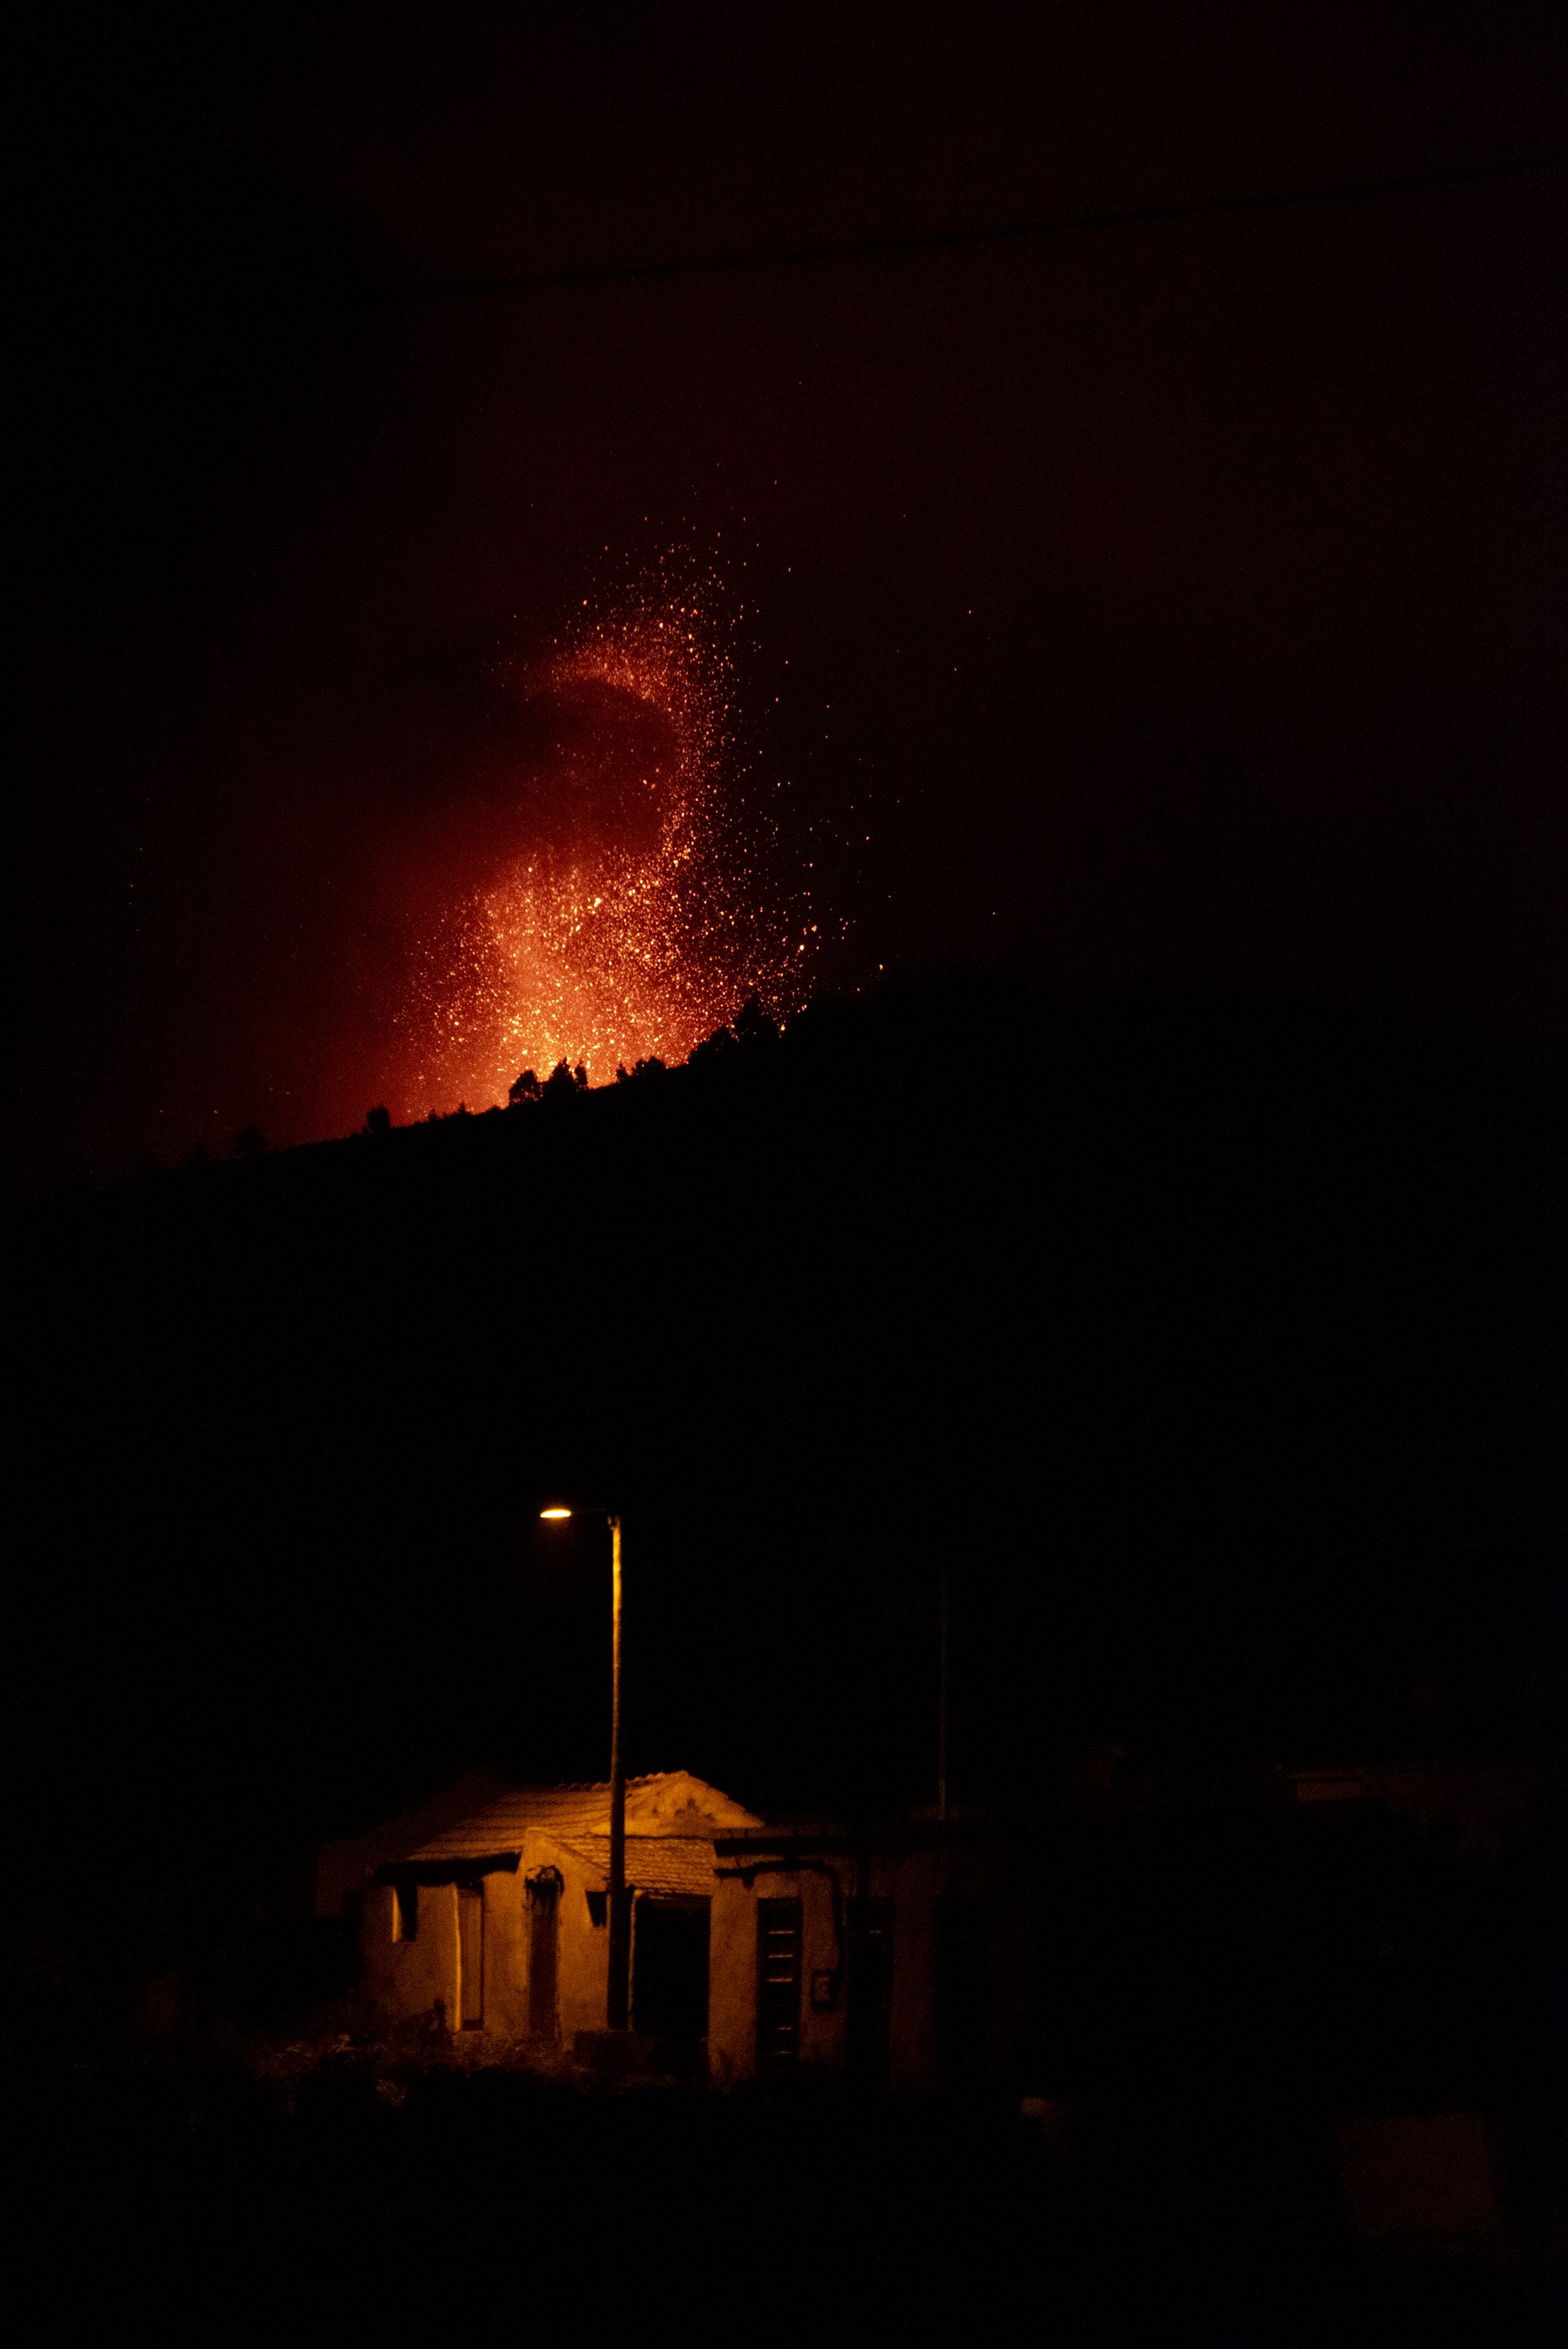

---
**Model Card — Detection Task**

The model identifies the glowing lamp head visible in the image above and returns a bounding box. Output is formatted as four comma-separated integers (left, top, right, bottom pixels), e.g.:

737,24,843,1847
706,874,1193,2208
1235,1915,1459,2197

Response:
539,1506,572,1521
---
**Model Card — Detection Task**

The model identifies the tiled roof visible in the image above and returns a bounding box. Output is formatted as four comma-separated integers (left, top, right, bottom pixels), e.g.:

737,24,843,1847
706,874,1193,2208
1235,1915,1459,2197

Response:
553,1835,721,1897
409,1770,760,1862
315,1765,511,1912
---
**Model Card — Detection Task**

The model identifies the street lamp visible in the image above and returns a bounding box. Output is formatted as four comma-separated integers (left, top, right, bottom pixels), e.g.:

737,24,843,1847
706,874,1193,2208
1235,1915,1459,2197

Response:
539,1504,629,2030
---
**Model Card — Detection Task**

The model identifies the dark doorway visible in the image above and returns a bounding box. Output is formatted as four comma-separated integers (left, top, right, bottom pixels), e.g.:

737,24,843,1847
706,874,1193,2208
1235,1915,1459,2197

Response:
845,1897,894,2088
632,1897,710,2040
757,1897,802,2067
935,1896,987,2084
458,1885,484,2029
527,1870,561,2040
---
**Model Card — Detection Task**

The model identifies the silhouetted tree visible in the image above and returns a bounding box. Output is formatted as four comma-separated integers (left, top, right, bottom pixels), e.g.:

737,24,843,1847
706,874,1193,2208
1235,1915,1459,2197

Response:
365,1106,392,1137
734,994,779,1048
508,1069,542,1107
689,1023,736,1066
542,1061,579,1105
234,1127,266,1159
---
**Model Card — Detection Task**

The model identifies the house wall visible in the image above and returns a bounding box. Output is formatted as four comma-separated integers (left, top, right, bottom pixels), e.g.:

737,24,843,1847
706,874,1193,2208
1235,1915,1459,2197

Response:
534,1831,611,2046
358,1831,616,2044
798,1871,849,2068
361,1882,459,2025
708,1877,755,2084
710,1845,1040,2090
890,1846,1039,2089
478,1866,527,2037
885,1853,935,2091
708,1864,849,2084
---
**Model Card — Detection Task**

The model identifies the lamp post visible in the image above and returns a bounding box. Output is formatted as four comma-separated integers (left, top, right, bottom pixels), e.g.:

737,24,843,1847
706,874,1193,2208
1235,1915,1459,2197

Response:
539,1504,629,2030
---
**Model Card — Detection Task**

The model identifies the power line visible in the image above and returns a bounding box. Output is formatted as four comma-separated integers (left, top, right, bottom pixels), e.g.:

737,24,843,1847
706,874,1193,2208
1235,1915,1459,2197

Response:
358,151,1561,309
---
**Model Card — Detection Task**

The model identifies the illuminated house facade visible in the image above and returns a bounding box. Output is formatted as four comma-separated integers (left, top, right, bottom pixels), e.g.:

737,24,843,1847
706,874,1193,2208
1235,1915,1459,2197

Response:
348,1772,762,2045
341,1784,1044,2086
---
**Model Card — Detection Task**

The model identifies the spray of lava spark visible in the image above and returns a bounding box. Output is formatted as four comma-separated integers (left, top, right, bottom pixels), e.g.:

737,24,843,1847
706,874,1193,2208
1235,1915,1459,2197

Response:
399,576,810,1110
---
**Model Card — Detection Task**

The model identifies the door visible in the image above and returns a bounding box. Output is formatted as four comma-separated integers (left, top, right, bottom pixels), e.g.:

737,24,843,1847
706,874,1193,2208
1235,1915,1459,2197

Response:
458,1885,485,2029
845,1897,894,2088
526,1870,561,2040
632,1897,710,2040
756,1897,802,2067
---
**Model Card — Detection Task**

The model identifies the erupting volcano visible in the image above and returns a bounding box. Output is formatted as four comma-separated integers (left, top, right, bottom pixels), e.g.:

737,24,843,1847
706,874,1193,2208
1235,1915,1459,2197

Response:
398,568,809,1113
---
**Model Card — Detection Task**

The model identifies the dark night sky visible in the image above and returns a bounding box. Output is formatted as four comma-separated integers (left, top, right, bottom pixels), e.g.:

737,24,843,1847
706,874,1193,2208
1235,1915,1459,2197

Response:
16,2,1566,1182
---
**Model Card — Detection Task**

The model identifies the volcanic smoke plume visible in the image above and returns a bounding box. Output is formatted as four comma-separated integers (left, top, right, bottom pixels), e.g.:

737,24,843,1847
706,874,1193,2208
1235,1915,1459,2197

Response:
397,579,808,1114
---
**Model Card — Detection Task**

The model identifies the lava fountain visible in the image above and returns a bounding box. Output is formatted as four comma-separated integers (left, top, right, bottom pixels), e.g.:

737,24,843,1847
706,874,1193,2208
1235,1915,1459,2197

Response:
398,577,807,1113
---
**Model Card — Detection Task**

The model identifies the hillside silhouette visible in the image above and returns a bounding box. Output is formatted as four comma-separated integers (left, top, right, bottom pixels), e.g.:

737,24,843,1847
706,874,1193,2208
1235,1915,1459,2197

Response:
9,976,1551,1885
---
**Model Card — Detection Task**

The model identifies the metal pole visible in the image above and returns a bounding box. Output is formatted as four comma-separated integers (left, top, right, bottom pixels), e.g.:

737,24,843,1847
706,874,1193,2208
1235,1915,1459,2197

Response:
938,1569,950,1823
606,1514,630,2029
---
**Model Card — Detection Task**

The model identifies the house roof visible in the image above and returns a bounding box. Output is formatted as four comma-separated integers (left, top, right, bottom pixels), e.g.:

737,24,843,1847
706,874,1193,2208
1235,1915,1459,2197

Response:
407,1770,762,1864
553,1835,723,1897
315,1764,512,1912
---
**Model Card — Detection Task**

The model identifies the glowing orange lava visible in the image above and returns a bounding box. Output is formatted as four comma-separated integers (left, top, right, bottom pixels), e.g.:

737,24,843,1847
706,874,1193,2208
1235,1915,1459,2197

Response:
399,577,807,1112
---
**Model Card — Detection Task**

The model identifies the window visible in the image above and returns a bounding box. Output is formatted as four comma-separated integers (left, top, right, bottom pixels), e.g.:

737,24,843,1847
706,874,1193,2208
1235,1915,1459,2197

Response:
393,1882,419,1943
757,1897,803,2066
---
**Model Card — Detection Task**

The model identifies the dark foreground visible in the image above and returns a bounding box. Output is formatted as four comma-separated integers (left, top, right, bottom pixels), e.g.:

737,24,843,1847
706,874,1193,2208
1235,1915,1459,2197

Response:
11,2057,1563,2347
